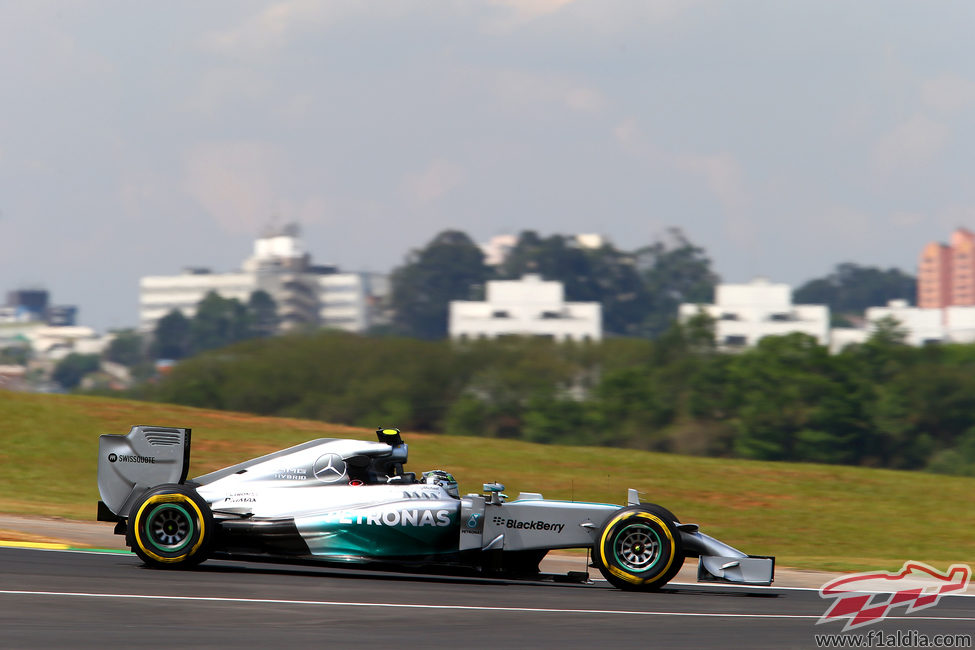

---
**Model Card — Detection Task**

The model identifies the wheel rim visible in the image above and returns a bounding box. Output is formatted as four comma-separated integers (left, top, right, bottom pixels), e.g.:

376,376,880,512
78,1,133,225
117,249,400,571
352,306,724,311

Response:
145,503,193,552
613,523,661,572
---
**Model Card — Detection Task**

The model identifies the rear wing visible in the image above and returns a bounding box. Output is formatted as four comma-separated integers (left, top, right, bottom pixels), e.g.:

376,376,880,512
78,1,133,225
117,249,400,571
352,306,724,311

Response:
97,426,191,519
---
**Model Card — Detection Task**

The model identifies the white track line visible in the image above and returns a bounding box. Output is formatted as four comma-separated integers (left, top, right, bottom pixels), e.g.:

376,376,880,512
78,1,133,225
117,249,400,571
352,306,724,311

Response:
1,590,973,622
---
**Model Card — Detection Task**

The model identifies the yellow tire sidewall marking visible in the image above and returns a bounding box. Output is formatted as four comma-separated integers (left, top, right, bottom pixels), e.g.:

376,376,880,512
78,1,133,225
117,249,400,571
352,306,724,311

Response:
598,511,676,586
134,493,206,564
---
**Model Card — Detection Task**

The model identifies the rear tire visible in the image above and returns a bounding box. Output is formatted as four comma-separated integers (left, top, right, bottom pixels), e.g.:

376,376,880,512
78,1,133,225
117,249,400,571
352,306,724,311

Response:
595,506,684,591
127,484,213,569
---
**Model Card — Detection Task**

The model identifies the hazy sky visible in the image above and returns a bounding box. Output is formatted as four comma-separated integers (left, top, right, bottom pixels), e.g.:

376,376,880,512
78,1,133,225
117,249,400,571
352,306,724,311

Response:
2,1,974,332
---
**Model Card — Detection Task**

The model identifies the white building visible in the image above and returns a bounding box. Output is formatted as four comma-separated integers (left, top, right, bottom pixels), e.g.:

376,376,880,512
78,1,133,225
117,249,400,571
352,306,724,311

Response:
679,278,829,349
863,300,945,346
449,274,601,342
479,235,518,266
28,326,109,358
828,300,945,351
139,271,257,331
318,272,389,332
139,225,388,334
478,233,607,267
842,299,975,347
946,306,975,343
828,327,869,353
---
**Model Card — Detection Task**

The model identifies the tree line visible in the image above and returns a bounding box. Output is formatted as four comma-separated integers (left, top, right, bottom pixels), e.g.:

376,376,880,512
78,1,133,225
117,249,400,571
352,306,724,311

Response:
141,317,975,477
388,228,719,339
387,229,916,340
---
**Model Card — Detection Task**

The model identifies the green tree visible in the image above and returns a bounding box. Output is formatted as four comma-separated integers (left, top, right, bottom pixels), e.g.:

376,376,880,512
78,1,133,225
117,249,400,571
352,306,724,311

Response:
151,310,191,360
53,353,101,389
868,360,975,469
927,428,975,476
636,228,719,338
155,331,467,433
498,231,601,301
247,290,278,338
794,263,915,315
728,334,863,463
390,230,489,339
190,291,252,354
498,231,651,336
445,337,585,439
105,329,145,367
0,345,30,365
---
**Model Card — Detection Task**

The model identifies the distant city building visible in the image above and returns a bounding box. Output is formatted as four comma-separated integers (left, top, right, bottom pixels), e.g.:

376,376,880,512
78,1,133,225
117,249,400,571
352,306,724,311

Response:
1,289,78,327
918,241,952,309
138,225,388,334
29,326,108,359
828,327,868,354
918,228,975,309
864,300,946,346
679,286,975,352
45,305,77,327
318,272,389,332
0,306,31,324
6,289,48,318
679,278,829,349
842,299,975,347
574,233,605,249
0,321,44,349
449,274,602,342
479,234,518,266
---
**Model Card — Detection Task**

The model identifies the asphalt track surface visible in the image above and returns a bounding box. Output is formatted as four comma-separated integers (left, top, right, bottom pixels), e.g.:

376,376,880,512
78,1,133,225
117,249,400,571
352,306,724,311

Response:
2,547,973,649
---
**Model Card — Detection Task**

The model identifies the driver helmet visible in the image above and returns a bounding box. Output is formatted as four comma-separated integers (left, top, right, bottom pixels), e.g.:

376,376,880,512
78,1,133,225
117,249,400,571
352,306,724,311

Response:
421,470,459,498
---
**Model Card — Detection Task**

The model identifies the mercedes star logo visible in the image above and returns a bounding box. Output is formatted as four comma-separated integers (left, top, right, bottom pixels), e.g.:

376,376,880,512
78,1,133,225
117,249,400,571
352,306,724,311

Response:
313,453,347,483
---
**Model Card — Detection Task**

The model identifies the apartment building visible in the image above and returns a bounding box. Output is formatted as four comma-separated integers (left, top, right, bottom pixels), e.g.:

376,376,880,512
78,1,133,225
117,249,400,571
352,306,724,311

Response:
449,274,601,342
139,225,388,334
918,228,975,309
679,277,829,349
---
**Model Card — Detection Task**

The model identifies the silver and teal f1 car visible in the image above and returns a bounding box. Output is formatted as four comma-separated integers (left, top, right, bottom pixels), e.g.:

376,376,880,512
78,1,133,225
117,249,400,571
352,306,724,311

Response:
97,426,774,590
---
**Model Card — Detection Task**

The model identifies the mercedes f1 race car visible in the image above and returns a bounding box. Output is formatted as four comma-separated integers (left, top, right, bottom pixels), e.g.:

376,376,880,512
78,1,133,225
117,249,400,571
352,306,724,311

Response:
97,426,774,590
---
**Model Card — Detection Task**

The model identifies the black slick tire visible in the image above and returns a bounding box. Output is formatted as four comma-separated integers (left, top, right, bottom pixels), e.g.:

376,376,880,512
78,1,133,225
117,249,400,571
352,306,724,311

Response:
595,505,684,591
127,484,213,569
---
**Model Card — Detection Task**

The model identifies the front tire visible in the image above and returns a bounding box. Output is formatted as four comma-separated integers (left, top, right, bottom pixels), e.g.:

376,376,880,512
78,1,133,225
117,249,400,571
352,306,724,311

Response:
595,506,684,591
127,485,213,569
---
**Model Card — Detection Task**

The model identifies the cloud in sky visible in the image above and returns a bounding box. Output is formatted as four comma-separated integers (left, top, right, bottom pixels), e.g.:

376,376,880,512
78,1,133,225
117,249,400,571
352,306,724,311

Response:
674,153,749,214
402,159,468,204
202,0,346,56
3,0,975,331
921,74,975,115
183,141,283,234
873,115,950,176
482,0,577,32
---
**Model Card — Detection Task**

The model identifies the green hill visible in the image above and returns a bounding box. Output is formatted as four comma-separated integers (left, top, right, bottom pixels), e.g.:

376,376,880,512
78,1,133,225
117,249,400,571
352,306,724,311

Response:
1,390,971,572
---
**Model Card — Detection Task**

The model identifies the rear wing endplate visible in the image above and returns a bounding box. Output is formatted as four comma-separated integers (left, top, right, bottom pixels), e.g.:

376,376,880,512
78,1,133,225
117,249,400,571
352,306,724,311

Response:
97,426,191,518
